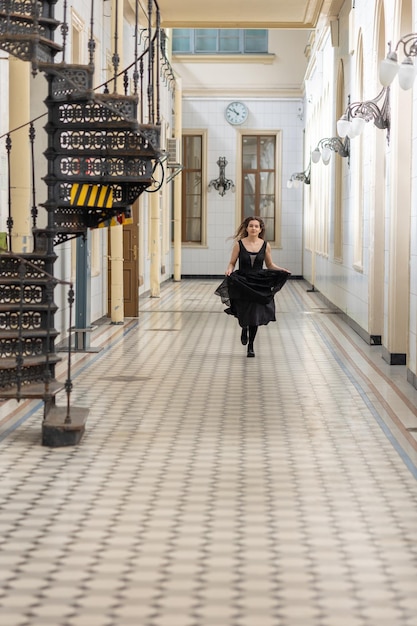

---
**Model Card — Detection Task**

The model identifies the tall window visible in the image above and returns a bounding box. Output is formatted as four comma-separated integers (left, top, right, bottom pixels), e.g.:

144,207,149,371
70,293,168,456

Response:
182,135,203,243
242,135,276,242
172,29,268,55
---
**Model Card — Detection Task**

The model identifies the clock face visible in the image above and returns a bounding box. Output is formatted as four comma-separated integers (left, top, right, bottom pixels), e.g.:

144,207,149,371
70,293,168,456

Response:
225,101,248,125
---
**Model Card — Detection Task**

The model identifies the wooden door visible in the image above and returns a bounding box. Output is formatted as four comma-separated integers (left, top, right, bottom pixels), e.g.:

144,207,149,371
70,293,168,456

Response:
107,202,139,317
123,202,139,316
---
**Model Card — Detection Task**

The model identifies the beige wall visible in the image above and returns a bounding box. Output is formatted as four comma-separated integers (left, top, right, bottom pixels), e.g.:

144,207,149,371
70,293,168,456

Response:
172,30,311,97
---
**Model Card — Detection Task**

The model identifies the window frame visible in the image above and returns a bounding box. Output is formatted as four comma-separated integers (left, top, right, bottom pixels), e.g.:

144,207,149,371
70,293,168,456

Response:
180,130,208,247
237,130,282,247
172,28,268,55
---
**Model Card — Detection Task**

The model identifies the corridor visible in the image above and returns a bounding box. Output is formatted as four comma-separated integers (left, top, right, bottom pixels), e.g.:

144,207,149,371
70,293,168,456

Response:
1,278,417,626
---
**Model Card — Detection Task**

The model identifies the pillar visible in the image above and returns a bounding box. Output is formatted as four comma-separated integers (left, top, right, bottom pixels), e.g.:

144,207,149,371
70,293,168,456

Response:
150,190,160,297
110,224,124,323
9,57,32,252
109,0,125,320
173,78,182,281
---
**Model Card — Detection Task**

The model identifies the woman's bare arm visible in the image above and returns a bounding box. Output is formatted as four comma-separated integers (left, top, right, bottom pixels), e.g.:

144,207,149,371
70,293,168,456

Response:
225,242,240,275
264,242,291,272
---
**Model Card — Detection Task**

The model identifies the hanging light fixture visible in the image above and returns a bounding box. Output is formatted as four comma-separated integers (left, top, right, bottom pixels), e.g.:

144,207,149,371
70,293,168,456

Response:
336,88,391,144
287,160,311,188
337,114,366,139
379,35,417,90
208,157,235,196
311,137,350,165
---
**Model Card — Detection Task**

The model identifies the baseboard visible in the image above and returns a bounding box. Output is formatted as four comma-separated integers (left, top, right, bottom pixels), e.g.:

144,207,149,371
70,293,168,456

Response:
180,275,224,280
179,274,304,280
382,345,406,366
306,283,382,347
407,368,417,390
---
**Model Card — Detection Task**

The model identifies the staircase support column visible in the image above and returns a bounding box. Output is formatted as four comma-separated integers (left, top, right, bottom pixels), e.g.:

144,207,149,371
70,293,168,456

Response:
74,233,98,350
40,69,88,445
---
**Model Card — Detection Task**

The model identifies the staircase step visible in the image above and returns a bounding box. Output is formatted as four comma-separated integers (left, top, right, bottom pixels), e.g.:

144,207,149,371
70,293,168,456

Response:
0,4,62,64
0,279,55,288
0,255,54,275
0,379,65,399
0,303,58,313
0,329,59,339
0,354,61,370
51,93,138,127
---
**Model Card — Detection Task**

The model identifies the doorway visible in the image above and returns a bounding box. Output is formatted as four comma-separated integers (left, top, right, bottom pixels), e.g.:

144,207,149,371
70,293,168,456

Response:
107,201,139,317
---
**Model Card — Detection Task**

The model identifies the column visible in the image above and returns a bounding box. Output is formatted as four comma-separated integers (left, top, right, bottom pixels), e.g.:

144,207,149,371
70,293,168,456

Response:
150,189,160,297
9,57,32,252
109,0,125,321
173,78,182,281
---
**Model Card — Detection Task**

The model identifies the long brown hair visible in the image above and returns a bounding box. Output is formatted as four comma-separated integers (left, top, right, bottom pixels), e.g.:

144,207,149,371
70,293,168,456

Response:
231,216,266,241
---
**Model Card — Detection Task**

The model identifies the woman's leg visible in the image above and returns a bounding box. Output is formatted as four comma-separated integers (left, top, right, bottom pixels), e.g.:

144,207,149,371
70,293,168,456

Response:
241,326,248,345
247,326,258,357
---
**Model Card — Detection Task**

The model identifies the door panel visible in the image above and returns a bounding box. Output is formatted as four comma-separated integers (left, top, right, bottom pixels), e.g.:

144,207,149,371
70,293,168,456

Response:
107,202,139,317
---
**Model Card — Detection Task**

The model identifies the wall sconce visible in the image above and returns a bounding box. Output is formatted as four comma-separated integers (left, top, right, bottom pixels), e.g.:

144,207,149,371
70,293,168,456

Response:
287,161,311,188
337,88,391,143
208,156,235,196
311,137,350,165
380,35,417,90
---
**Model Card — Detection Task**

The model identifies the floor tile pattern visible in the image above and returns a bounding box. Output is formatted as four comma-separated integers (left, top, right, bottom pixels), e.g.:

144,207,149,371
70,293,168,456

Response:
0,279,417,626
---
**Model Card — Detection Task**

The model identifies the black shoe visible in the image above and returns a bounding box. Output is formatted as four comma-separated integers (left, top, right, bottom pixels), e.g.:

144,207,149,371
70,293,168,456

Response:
241,327,248,345
247,346,255,358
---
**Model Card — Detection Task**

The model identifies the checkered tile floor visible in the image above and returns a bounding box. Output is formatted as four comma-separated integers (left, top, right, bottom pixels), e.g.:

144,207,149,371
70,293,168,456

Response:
1,279,417,626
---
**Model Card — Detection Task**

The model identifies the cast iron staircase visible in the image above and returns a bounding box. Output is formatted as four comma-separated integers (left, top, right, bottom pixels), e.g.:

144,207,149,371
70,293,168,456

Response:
0,0,170,444
0,0,62,67
0,235,87,446
40,63,160,244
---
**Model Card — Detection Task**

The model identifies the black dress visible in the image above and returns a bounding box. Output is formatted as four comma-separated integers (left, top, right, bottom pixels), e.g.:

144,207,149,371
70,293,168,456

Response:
215,240,290,328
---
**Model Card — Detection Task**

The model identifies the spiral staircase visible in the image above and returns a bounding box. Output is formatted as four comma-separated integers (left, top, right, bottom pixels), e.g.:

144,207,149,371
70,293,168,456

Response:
0,0,165,445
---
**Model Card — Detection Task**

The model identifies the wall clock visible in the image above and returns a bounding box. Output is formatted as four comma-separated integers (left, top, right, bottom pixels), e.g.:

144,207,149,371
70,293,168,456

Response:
225,101,249,125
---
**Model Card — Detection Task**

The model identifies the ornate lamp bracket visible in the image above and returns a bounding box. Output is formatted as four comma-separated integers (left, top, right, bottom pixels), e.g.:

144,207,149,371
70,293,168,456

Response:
312,137,350,166
337,88,390,144
287,160,311,188
208,157,235,197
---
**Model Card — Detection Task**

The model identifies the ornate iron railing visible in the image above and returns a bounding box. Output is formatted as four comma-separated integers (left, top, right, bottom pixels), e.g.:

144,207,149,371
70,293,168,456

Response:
0,1,175,243
0,251,75,422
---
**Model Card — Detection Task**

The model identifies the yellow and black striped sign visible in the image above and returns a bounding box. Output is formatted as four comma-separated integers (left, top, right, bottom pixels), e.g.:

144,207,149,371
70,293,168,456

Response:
70,184,113,209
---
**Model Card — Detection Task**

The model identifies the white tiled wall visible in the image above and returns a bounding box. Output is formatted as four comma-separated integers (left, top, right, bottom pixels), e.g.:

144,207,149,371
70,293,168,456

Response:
181,97,305,276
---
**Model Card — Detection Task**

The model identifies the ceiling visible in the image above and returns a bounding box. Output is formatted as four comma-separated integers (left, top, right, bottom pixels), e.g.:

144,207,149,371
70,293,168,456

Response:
157,0,344,29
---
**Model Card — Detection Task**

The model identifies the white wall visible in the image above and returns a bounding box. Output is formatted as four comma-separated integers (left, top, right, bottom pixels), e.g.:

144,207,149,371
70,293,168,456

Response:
173,26,309,278
303,1,386,338
180,96,305,276
302,0,417,389
175,30,311,96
